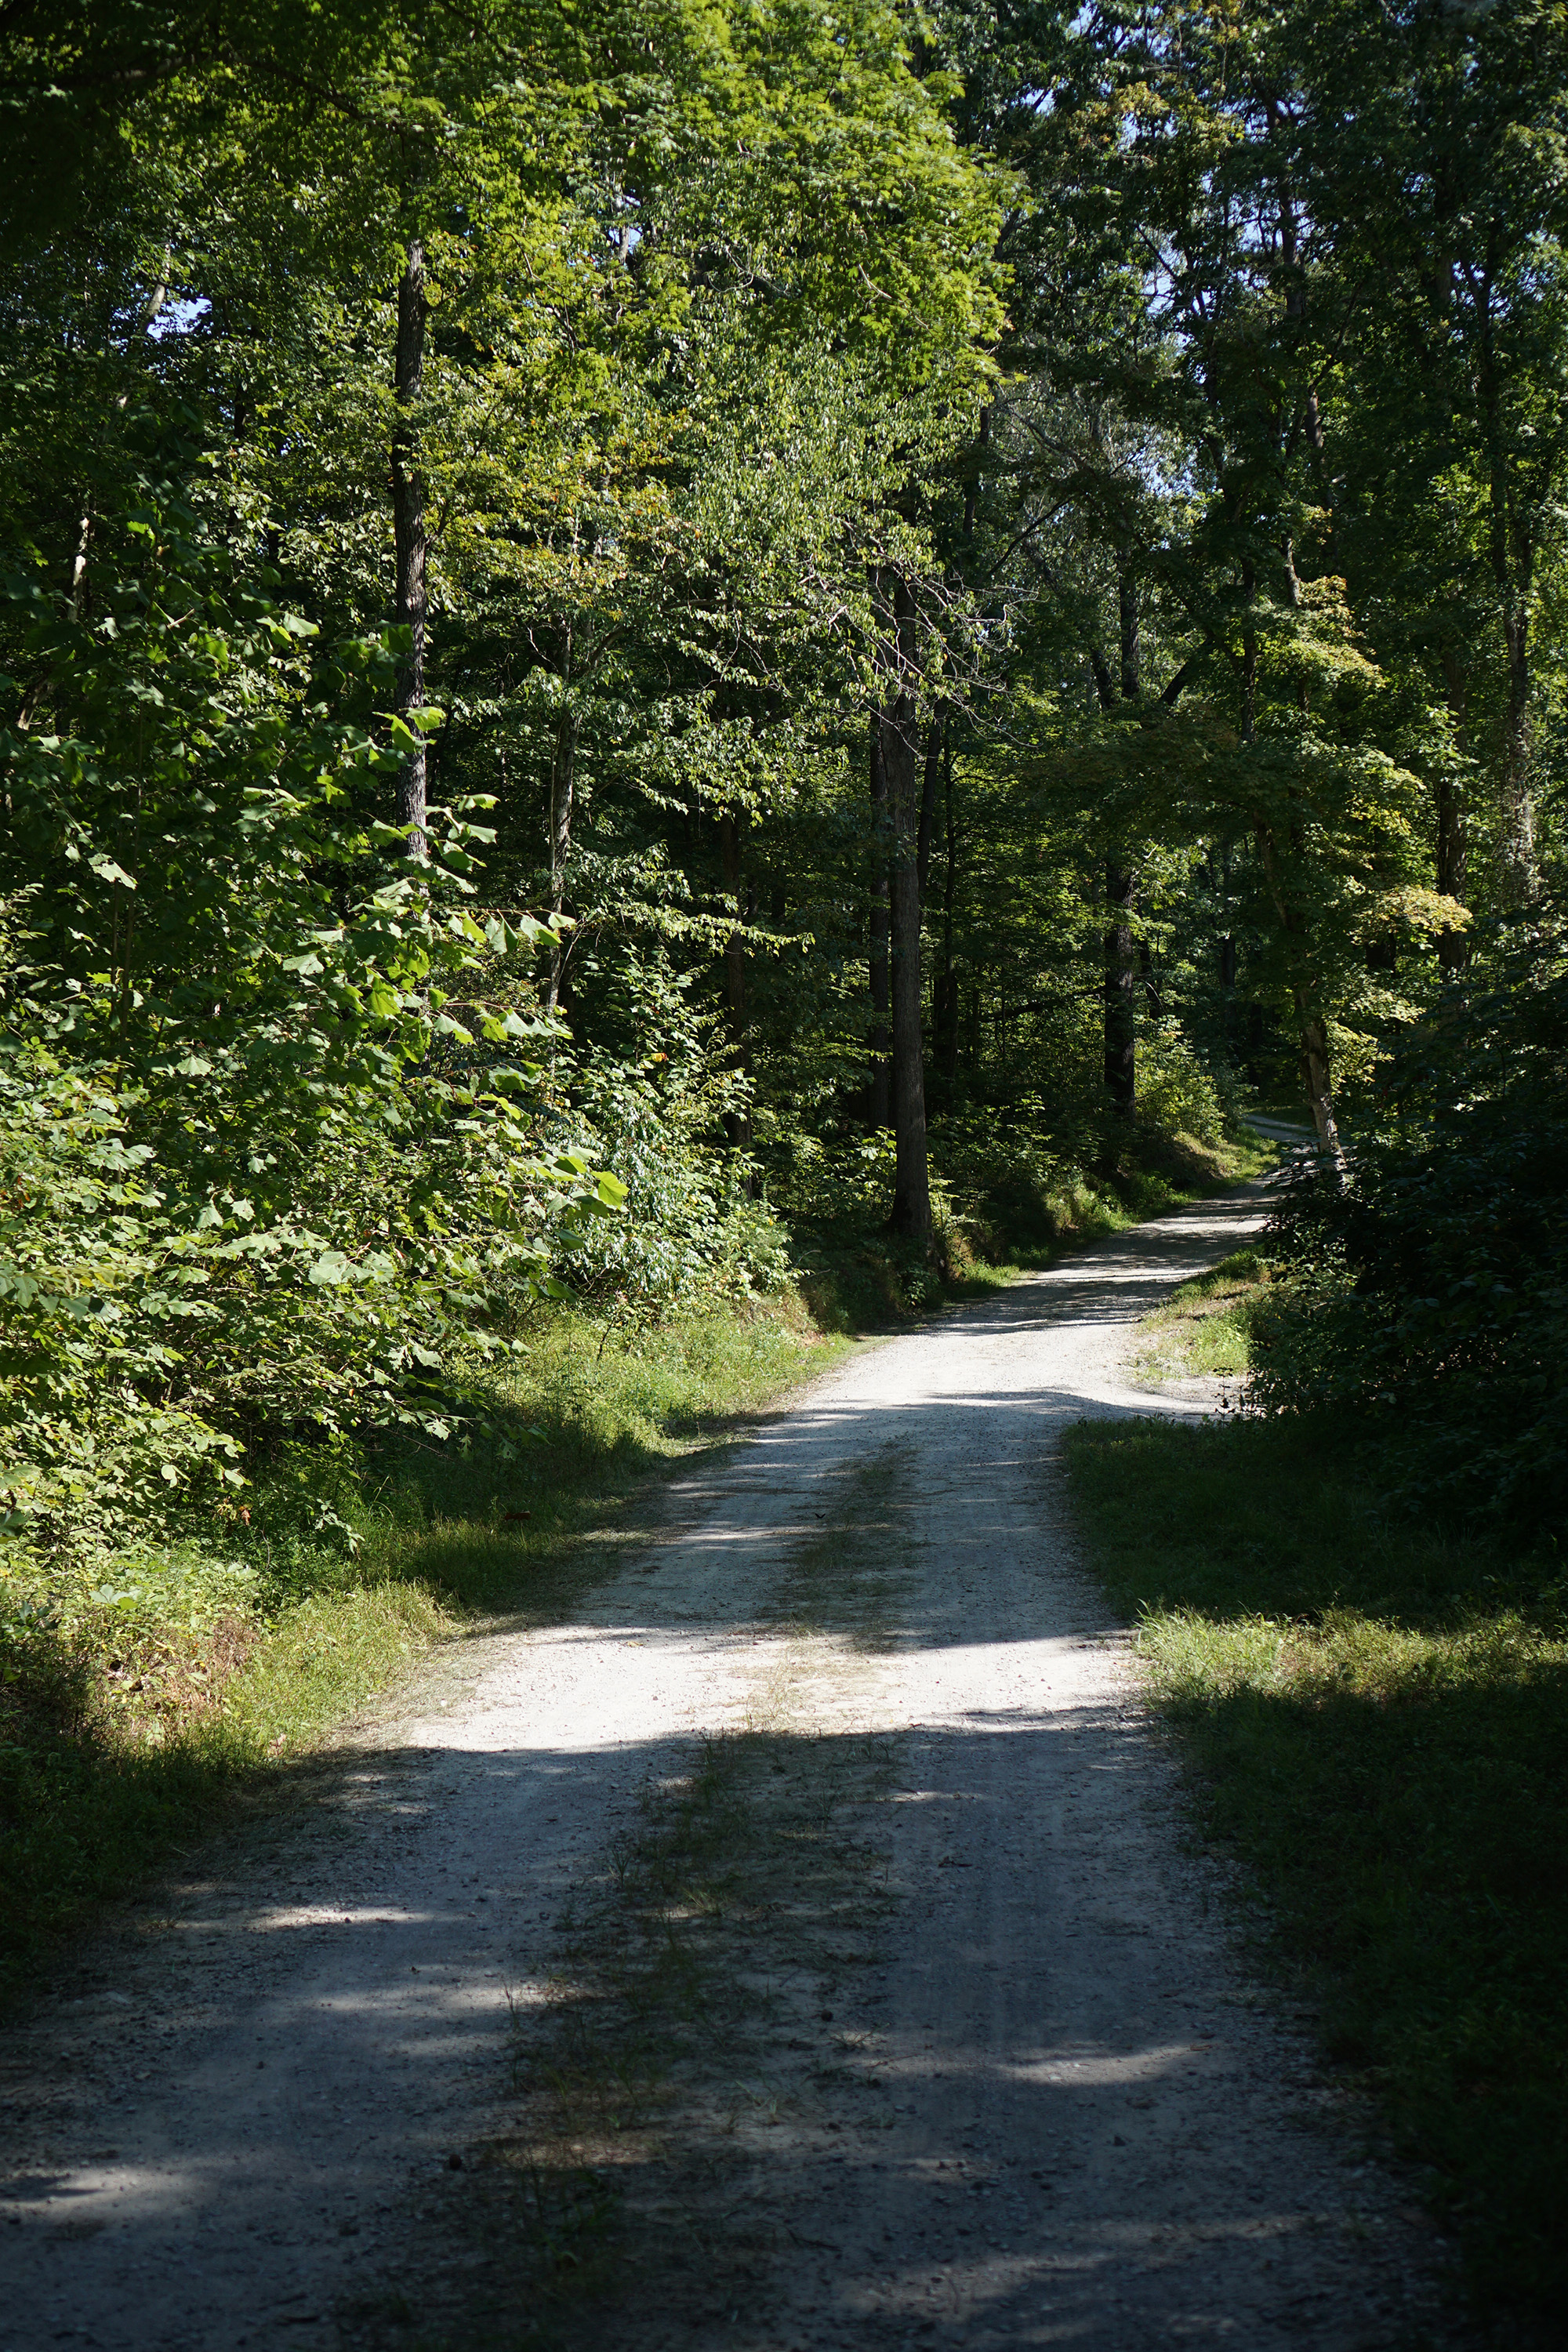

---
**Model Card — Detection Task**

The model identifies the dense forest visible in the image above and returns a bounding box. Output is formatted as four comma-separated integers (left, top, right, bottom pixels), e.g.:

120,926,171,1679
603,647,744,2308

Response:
4,0,1568,2332
5,0,1566,1552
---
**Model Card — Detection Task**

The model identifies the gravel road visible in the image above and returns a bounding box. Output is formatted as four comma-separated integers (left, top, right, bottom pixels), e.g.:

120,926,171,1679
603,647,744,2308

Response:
0,1184,1454,2350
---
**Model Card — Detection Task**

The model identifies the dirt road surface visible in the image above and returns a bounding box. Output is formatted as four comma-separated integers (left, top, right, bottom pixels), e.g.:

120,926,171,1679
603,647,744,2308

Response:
1,1185,1454,2350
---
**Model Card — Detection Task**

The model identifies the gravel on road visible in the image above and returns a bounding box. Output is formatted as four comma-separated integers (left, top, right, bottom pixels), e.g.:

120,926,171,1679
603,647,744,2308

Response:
0,1185,1456,2351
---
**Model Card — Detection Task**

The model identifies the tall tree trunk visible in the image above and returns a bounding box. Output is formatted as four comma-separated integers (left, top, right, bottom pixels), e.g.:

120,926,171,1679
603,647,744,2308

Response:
1094,571,1141,1132
866,716,891,1128
391,237,430,861
1298,1016,1343,1163
69,510,92,617
916,710,943,895
68,261,168,618
962,404,990,543
544,668,575,1016
1118,572,1140,703
720,810,752,1150
881,574,930,1243
937,735,959,1087
1436,645,1471,972
1139,938,1161,1020
1475,294,1537,904
1240,558,1259,745
1103,860,1137,1123
1497,598,1535,904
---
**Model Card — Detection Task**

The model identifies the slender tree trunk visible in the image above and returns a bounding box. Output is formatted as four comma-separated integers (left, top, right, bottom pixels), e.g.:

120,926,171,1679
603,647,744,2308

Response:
720,810,752,1150
881,574,930,1243
1103,860,1137,1123
916,710,943,895
1095,571,1141,1134
545,670,575,1016
962,404,991,543
68,263,168,616
1118,573,1140,703
1475,289,1537,903
1139,938,1161,1020
391,237,430,861
69,510,92,616
938,736,959,1087
1497,600,1535,903
1240,557,1259,745
1436,645,1470,972
1298,1015,1343,1163
866,716,891,1128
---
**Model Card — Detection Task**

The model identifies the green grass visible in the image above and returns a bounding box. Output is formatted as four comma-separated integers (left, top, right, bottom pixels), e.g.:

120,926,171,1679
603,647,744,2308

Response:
1062,1410,1568,2333
1131,1246,1271,1381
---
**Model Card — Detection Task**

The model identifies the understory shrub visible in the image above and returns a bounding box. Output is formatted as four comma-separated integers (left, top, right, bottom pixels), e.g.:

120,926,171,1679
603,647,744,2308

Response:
0,458,624,1591
1250,935,1568,1536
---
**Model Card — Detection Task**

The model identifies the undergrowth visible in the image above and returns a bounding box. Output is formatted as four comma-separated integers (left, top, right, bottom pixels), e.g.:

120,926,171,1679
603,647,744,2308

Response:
1063,1411,1568,2335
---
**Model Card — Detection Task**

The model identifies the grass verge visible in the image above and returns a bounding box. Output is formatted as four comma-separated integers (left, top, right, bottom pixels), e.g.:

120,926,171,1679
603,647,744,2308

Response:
1062,1410,1568,2334
1128,1247,1272,1383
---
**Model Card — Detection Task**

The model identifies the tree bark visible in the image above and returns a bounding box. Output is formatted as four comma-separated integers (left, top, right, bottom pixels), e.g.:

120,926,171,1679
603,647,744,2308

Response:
720,810,752,1149
1436,644,1470,972
866,715,891,1128
880,573,930,1243
544,668,575,1016
1095,572,1141,1130
1497,598,1535,904
1139,938,1161,1020
936,735,959,1087
1118,573,1140,702
1103,860,1137,1121
962,404,991,543
391,237,430,861
1240,558,1259,746
1298,1015,1344,1164
1474,329,1537,903
1255,822,1347,1173
69,510,92,617
68,263,168,617
916,710,943,896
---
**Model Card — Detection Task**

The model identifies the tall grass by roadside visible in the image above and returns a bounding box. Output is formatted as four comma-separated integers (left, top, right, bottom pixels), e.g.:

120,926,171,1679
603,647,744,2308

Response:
1063,1411,1568,2334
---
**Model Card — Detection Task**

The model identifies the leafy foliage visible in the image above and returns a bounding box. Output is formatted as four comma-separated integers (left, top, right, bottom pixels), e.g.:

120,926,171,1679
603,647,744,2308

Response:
0,455,622,1574
1253,940,1568,1535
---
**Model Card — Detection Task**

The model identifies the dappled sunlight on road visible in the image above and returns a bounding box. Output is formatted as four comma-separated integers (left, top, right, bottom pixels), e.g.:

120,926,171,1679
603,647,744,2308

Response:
2,1184,1445,2352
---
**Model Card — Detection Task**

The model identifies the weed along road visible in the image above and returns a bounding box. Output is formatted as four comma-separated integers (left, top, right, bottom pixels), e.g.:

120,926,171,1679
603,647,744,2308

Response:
1,1186,1452,2352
